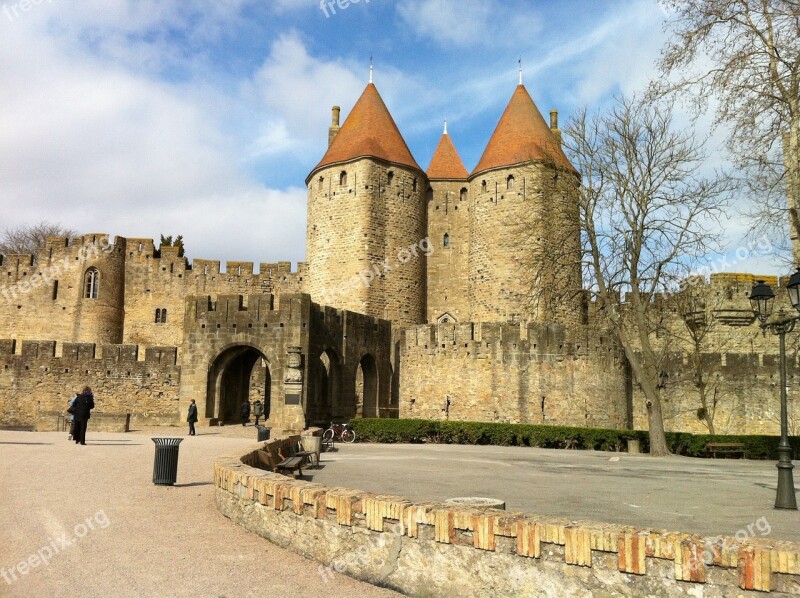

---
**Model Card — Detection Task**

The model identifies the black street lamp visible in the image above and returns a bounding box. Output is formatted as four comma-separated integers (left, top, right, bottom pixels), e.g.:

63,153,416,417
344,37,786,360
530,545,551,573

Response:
749,274,799,510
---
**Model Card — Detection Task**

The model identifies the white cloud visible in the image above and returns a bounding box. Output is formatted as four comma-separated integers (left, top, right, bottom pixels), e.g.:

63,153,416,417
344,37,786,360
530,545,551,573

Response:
397,0,542,48
0,0,310,265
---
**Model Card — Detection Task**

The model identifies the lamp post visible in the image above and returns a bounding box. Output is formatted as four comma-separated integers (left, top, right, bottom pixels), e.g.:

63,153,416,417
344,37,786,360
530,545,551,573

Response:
749,275,799,510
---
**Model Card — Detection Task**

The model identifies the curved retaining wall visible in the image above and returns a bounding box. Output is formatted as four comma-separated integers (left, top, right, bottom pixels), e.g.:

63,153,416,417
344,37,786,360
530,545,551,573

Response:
214,440,800,597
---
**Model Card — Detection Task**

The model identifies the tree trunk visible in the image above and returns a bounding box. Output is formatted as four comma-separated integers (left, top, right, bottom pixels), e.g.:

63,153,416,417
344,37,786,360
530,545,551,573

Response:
787,118,800,265
644,387,670,456
617,330,671,457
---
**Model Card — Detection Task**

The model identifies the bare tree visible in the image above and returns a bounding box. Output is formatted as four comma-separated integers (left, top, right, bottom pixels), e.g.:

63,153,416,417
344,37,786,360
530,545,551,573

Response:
562,96,730,456
654,0,800,263
0,222,76,258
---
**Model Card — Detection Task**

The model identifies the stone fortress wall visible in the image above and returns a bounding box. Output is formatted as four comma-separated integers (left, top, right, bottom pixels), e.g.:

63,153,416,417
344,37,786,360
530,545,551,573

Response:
0,234,307,350
399,321,630,429
0,77,797,436
0,338,180,429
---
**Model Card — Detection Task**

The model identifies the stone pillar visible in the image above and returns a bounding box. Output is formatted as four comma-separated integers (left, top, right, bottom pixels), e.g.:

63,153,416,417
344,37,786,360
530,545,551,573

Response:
283,346,305,432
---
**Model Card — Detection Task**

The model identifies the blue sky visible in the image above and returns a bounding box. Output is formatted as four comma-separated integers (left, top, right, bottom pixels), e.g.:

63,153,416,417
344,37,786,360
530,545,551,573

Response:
0,0,783,273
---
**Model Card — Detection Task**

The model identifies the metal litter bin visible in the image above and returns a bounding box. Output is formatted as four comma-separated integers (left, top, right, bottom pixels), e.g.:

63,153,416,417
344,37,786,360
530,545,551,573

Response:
256,426,270,442
152,438,183,486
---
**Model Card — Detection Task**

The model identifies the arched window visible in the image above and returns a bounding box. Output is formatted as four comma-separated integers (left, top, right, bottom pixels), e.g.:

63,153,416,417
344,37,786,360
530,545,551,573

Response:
339,171,347,186
460,188,467,201
443,233,450,247
84,268,99,299
318,176,324,189
155,309,161,323
507,175,515,190
387,171,394,185
155,308,168,324
426,188,434,202
481,180,487,193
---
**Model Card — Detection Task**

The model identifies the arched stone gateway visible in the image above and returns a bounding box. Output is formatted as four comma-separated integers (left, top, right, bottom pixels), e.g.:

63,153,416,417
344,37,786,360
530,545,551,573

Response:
309,348,341,426
179,294,393,433
206,346,271,424
354,353,378,419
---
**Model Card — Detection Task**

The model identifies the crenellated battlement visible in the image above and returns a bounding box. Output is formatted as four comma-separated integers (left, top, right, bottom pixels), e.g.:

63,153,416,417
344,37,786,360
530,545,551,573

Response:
403,321,621,362
186,293,310,328
0,339,178,365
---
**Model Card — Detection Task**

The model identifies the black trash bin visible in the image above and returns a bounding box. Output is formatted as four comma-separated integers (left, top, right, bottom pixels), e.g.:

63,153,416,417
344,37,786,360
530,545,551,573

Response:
152,437,183,486
256,426,270,442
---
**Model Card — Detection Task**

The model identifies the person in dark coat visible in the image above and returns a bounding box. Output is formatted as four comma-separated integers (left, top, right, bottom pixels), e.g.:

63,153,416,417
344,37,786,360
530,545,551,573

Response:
241,400,251,427
72,386,95,445
187,399,198,436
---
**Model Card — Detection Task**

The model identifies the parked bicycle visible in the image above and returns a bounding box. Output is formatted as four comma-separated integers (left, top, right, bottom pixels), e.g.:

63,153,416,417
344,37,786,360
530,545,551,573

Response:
322,421,356,445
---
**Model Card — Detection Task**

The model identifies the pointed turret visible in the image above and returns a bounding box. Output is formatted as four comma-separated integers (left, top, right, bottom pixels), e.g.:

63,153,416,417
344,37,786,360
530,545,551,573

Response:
426,123,469,180
471,84,576,177
308,83,421,180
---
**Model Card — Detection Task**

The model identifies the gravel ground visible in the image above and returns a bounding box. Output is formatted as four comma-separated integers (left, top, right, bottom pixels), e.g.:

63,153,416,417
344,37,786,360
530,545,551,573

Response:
0,427,400,598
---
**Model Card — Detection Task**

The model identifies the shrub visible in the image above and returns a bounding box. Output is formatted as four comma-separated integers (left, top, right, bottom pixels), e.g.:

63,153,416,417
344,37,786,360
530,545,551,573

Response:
347,419,799,460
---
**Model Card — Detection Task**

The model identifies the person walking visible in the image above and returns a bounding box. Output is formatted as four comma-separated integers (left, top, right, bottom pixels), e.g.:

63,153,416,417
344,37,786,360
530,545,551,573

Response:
240,399,251,427
72,386,95,446
252,399,263,426
187,399,198,436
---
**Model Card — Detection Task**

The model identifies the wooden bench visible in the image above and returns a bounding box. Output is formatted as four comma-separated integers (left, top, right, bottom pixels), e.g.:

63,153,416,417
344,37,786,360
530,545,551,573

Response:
706,442,746,458
275,455,305,477
255,442,306,478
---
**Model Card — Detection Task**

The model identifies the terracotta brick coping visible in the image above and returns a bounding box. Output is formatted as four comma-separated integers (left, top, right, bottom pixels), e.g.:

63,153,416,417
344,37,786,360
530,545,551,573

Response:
214,439,800,594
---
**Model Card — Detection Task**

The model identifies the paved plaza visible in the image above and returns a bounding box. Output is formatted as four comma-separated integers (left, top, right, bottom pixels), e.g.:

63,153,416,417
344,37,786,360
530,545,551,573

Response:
2,428,798,598
0,428,399,598
312,442,800,543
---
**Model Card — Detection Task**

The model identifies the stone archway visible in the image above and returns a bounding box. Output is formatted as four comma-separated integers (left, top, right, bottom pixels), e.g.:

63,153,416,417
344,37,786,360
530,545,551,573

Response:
355,353,378,419
310,348,341,426
206,346,271,424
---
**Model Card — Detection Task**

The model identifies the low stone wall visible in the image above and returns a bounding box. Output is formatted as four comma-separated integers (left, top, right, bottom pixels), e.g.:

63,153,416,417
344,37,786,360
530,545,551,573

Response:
214,442,800,597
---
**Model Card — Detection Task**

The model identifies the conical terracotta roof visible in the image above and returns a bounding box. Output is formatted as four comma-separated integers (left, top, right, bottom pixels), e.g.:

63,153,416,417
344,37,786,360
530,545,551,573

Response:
426,131,469,180
471,85,577,177
309,83,421,178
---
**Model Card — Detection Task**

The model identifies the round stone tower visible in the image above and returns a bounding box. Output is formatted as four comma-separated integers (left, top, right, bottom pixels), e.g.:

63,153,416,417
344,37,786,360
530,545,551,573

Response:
306,82,427,326
43,233,126,344
468,84,582,325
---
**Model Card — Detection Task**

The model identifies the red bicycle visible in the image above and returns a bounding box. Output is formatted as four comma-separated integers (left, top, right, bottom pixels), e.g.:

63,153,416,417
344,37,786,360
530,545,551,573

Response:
322,422,356,445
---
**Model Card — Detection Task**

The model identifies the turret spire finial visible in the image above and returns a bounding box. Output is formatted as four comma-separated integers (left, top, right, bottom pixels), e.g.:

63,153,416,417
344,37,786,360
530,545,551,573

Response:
518,57,523,85
369,55,373,84
443,119,448,134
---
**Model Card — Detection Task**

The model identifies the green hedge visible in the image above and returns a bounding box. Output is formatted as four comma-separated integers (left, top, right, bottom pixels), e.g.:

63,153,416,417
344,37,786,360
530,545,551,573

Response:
348,418,800,460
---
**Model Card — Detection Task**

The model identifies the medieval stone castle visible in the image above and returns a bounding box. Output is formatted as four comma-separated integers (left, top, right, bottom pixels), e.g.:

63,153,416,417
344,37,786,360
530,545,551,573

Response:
0,78,796,436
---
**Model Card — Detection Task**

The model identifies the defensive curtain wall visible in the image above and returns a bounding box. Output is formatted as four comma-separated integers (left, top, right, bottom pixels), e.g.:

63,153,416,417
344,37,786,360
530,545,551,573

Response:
398,321,631,428
0,293,393,433
214,438,800,597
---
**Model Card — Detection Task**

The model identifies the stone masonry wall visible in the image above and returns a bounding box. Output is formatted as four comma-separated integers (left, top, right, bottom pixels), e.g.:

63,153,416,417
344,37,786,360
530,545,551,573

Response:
0,339,180,429
468,163,583,325
0,234,126,345
633,352,799,435
426,178,470,324
214,442,800,597
398,322,629,428
122,238,306,347
306,159,427,326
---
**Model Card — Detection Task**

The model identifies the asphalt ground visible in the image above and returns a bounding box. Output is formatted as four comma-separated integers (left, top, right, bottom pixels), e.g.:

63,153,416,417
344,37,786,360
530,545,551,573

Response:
0,427,400,598
311,442,800,543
